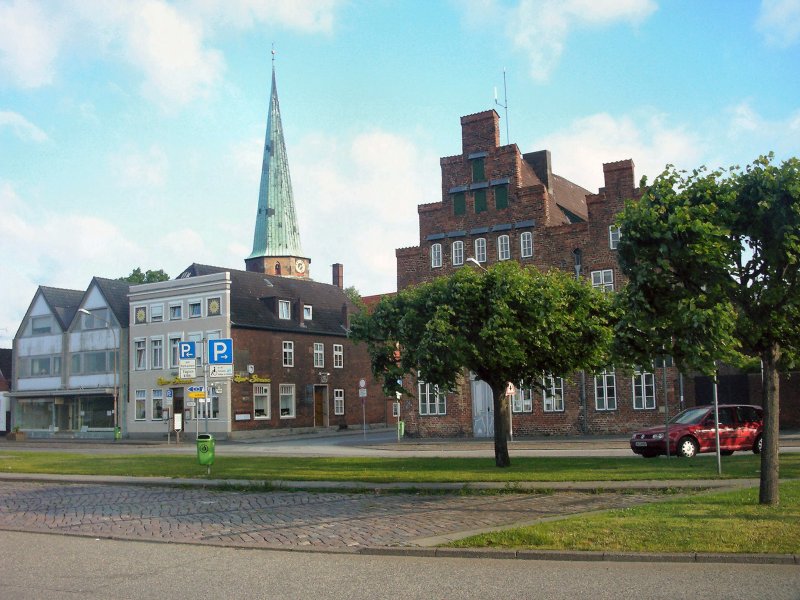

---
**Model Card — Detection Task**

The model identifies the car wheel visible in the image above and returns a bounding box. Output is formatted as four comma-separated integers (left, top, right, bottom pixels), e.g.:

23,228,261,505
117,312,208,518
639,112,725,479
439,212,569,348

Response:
753,434,763,455
677,437,698,458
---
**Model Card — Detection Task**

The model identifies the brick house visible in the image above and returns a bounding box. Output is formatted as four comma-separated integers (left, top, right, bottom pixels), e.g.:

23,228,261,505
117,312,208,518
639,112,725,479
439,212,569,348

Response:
395,109,684,438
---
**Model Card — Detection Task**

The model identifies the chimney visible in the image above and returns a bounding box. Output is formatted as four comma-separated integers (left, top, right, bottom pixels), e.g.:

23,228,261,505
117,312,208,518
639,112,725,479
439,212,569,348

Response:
523,150,553,194
332,263,344,289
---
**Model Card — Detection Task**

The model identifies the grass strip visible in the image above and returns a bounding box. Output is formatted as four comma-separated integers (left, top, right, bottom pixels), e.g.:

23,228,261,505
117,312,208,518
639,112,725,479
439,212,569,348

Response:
0,451,797,483
446,481,800,554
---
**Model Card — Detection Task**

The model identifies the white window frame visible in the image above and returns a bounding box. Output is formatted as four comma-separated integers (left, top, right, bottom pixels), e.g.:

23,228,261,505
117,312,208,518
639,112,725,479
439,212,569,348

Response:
334,388,345,416
134,338,147,370
474,238,487,263
498,234,511,261
333,344,344,369
198,388,219,420
254,384,270,419
150,304,164,323
595,370,617,411
512,386,533,413
543,375,565,412
304,305,313,320
169,335,182,368
418,381,446,416
282,341,294,367
431,243,443,268
633,371,656,410
189,300,202,318
151,389,163,420
169,303,182,320
135,389,147,420
591,269,614,292
452,240,464,266
313,342,324,368
278,300,291,320
150,337,164,370
609,225,621,250
279,383,296,418
520,231,533,258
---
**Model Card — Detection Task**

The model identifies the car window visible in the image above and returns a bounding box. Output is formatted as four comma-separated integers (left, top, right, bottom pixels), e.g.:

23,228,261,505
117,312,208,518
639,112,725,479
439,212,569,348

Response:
737,406,760,423
718,407,736,426
670,407,709,425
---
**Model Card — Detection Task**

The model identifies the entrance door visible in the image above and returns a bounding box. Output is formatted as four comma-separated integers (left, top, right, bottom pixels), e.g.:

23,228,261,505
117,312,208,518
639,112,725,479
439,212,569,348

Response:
314,386,327,428
471,376,493,438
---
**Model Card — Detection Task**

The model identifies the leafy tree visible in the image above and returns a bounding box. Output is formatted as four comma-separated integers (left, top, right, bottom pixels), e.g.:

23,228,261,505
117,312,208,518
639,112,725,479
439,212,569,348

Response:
350,261,614,467
118,268,170,284
343,286,365,311
614,154,800,505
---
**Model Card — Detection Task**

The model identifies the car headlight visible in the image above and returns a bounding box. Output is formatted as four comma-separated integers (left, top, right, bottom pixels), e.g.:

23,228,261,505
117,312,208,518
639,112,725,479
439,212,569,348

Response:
652,433,664,440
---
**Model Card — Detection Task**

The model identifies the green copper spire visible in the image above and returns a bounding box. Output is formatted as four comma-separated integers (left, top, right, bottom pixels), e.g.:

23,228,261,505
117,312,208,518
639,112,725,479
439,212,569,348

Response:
248,63,304,261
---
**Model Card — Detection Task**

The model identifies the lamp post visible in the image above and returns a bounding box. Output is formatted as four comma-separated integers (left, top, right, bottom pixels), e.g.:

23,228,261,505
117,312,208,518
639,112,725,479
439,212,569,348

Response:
78,308,119,439
466,257,487,271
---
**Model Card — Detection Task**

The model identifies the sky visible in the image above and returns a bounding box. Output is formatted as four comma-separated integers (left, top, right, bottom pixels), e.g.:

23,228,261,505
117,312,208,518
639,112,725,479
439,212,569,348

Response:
1,0,799,347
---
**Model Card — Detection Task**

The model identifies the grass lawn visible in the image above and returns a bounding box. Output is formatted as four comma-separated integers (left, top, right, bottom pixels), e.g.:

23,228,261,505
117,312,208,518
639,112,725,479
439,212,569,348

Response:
0,450,797,483
446,481,800,554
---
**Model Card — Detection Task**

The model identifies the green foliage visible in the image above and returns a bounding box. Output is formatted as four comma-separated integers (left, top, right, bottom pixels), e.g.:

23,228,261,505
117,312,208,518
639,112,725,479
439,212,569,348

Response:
614,154,800,375
118,267,170,284
343,286,366,311
350,261,615,397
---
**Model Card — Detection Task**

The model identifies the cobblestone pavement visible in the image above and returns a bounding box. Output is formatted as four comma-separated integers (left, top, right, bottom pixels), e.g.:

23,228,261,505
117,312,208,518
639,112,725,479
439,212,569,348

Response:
0,481,669,551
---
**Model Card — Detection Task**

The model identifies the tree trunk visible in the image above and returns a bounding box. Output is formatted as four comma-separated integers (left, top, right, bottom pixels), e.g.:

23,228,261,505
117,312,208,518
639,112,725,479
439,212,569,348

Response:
492,384,511,467
759,344,781,506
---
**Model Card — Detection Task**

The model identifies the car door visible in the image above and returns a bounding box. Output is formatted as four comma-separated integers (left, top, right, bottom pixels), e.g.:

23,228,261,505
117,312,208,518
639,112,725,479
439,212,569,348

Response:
717,407,737,449
735,406,760,449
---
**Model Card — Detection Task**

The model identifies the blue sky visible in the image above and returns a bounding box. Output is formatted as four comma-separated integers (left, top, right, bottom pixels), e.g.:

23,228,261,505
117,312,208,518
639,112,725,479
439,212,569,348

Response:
1,0,799,346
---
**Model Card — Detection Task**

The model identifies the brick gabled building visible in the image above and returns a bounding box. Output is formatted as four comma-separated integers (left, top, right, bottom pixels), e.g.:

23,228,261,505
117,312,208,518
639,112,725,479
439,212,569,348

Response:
395,109,682,438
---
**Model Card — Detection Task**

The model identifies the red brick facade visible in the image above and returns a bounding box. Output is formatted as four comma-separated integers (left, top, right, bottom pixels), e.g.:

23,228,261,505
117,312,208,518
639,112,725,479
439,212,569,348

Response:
395,109,683,438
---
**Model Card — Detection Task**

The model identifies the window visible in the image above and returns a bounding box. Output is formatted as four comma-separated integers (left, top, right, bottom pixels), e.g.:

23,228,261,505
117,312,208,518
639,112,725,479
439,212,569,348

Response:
453,192,466,216
199,388,219,420
254,384,270,419
543,376,565,412
169,335,182,368
431,243,442,268
206,297,221,317
633,371,655,410
520,232,533,258
304,305,313,320
151,338,163,369
595,370,617,411
512,386,533,413
279,300,291,320
151,389,164,420
169,304,182,320
333,344,343,368
71,353,81,374
81,308,110,330
30,356,57,376
134,339,146,370
609,225,621,250
135,389,146,420
474,189,487,213
498,234,510,260
452,241,464,266
150,304,163,322
283,341,294,367
475,238,487,263
494,185,508,209
279,383,296,418
471,157,485,181
84,351,108,374
591,269,614,292
187,301,201,318
31,315,52,335
334,389,345,415
314,342,324,368
418,382,446,415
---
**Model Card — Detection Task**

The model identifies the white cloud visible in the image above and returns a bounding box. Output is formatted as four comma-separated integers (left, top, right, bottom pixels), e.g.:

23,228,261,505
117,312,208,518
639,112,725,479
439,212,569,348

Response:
187,0,343,34
757,0,800,47
0,111,49,142
722,101,800,161
461,0,657,82
109,144,170,188
0,0,63,88
531,111,704,190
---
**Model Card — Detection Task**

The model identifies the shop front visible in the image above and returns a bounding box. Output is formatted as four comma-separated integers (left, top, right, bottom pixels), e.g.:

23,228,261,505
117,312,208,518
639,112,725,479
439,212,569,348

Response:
12,391,115,438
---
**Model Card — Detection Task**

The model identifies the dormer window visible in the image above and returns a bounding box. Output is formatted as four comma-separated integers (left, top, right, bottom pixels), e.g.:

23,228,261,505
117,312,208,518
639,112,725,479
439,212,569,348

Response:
278,300,291,320
304,305,313,320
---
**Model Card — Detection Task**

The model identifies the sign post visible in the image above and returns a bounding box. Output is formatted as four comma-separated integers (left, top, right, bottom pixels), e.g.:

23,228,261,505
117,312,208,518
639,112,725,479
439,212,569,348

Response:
359,378,367,440
205,338,233,435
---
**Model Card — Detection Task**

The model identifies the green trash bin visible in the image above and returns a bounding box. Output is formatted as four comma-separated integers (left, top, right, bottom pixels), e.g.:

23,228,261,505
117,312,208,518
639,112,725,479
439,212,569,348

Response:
196,434,215,466
114,426,121,441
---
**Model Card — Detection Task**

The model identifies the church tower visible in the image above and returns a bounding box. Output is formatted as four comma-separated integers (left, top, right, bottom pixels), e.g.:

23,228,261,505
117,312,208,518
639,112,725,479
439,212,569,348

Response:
245,57,310,278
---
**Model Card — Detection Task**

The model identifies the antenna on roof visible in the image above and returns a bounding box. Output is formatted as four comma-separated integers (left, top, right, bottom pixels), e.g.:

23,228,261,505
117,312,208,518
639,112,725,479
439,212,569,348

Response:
494,68,510,145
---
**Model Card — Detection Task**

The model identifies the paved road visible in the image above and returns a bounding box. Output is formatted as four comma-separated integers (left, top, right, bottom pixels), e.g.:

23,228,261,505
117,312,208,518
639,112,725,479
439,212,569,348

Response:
2,530,799,600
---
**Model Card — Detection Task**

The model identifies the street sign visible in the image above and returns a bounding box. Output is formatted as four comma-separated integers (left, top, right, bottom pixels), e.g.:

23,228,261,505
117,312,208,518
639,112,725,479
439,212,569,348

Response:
188,392,205,399
208,338,233,365
179,366,196,379
188,386,203,392
185,400,197,408
209,364,233,377
179,341,196,360
358,388,367,398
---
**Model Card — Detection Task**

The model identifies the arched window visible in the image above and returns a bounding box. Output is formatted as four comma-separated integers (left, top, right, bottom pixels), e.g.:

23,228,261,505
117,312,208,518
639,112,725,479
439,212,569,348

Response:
474,238,486,263
431,243,442,268
498,235,510,260
452,241,464,266
520,232,533,258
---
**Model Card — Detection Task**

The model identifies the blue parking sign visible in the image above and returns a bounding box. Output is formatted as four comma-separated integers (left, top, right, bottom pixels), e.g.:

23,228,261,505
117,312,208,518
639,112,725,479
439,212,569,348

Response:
207,338,233,364
179,341,195,360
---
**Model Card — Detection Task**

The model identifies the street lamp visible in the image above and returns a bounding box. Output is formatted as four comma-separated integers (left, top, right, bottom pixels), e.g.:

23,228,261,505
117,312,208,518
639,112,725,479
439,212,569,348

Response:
466,257,487,271
78,308,119,439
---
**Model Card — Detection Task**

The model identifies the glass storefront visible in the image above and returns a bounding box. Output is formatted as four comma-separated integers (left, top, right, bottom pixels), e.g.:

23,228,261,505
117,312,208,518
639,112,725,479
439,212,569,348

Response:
15,395,114,433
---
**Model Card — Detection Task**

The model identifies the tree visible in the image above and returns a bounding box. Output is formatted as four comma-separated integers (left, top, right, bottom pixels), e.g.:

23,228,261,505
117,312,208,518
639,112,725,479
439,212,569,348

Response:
118,268,170,284
350,261,614,467
614,154,800,505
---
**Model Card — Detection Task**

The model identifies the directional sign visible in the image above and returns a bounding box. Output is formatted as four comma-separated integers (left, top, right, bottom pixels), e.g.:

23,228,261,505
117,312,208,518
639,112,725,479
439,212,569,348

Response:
179,341,196,360
188,391,206,399
188,386,204,392
208,338,233,365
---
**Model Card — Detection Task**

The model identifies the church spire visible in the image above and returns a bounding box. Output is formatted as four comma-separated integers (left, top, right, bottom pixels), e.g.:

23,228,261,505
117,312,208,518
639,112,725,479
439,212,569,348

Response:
245,52,310,278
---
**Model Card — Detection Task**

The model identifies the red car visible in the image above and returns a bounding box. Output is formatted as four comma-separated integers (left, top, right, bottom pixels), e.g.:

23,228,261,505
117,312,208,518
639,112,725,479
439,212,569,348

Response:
630,404,763,458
